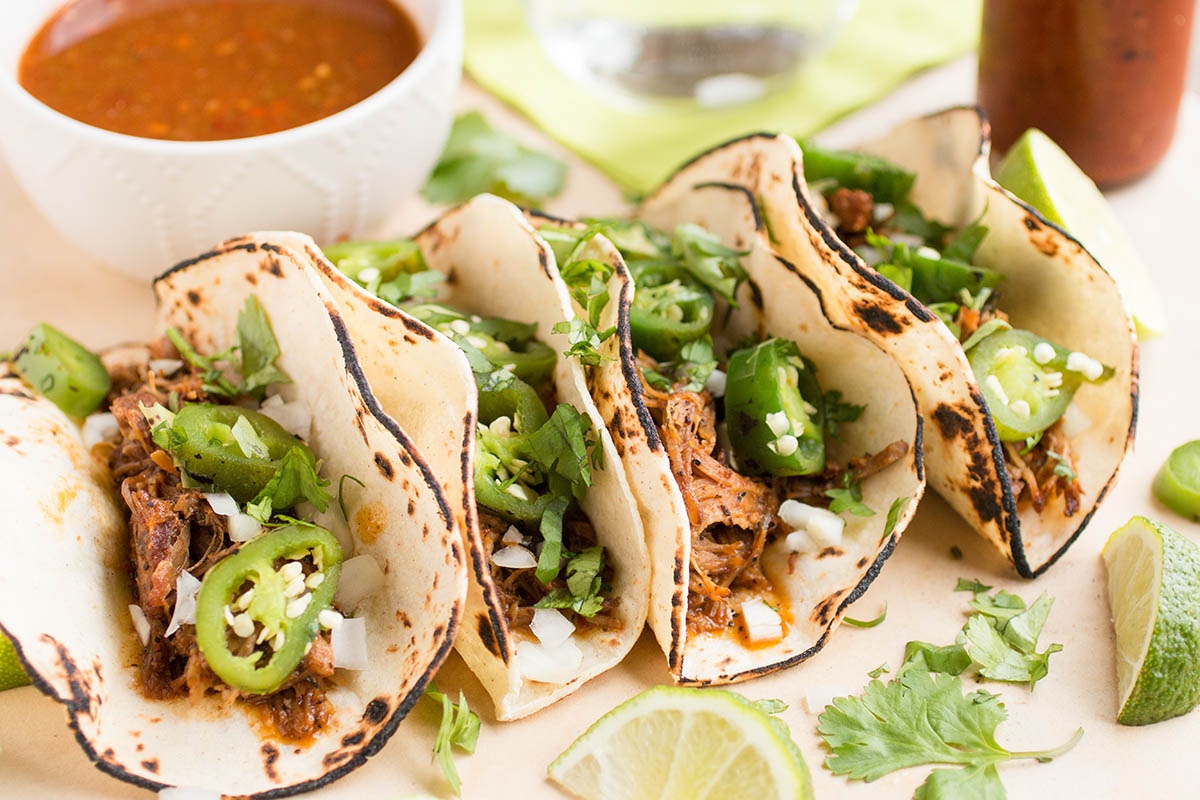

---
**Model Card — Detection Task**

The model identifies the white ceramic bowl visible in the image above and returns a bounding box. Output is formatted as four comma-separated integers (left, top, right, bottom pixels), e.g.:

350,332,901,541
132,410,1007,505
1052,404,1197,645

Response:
0,0,462,278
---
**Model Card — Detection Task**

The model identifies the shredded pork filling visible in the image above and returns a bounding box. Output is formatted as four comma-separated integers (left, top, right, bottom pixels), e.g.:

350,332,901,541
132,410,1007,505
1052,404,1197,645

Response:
638,361,908,636
105,344,333,740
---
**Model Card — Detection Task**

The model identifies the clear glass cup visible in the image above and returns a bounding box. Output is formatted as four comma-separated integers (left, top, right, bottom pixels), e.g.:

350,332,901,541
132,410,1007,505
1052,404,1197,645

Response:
523,0,859,109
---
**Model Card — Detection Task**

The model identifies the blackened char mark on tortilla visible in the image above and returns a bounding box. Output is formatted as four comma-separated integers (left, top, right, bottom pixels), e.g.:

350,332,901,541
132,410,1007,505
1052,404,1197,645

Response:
373,452,394,480
852,298,906,335
362,698,389,725
0,387,33,401
154,241,261,284
140,759,158,773
478,614,501,656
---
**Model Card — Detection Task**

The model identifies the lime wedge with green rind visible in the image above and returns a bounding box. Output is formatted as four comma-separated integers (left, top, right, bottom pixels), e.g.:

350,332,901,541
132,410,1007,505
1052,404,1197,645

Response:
1154,441,1200,521
1,632,31,691
995,128,1167,339
1101,516,1200,725
548,686,812,800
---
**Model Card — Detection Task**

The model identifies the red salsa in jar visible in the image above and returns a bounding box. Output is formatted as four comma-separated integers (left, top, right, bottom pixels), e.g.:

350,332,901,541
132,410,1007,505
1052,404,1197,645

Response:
978,0,1196,185
18,0,422,141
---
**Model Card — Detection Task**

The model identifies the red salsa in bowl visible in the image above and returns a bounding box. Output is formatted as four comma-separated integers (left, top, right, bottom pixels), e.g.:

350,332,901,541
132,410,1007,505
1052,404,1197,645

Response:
18,0,422,141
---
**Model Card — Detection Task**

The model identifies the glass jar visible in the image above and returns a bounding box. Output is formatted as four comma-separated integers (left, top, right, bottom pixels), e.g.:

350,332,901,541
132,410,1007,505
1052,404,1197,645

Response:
978,0,1197,186
523,0,858,109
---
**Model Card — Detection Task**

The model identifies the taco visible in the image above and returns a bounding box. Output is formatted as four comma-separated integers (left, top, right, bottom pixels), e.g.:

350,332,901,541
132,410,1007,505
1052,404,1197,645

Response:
642,108,1137,578
534,187,925,685
0,239,466,796
254,196,650,720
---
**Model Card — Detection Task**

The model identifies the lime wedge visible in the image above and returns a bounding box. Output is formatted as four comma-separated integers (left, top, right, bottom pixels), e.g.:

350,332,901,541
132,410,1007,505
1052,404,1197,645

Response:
1101,516,1200,725
0,633,31,691
548,687,812,800
995,129,1166,338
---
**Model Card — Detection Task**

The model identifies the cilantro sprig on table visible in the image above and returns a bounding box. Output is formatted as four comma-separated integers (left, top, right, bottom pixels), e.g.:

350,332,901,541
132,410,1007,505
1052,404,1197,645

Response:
818,579,1078,798
819,669,1083,799
422,111,566,206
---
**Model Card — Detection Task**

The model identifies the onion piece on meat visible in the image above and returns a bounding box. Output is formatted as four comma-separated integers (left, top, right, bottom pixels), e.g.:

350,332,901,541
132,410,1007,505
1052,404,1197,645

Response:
203,492,239,518
530,608,575,649
127,604,151,646
164,570,202,637
491,545,537,569
82,412,120,448
227,513,263,542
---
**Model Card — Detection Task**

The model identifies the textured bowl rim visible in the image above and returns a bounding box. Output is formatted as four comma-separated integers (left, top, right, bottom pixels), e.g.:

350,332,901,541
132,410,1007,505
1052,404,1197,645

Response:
0,0,462,154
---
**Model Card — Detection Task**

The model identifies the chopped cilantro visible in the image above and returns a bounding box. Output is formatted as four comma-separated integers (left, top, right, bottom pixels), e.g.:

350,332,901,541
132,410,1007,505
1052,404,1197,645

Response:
426,683,480,797
867,663,890,679
337,474,365,522
166,328,239,396
826,473,875,517
528,404,598,499
822,390,865,439
881,496,909,544
670,223,748,304
249,446,331,519
422,111,565,206
324,238,443,305
236,296,291,398
534,496,569,585
1047,450,1077,482
534,545,607,616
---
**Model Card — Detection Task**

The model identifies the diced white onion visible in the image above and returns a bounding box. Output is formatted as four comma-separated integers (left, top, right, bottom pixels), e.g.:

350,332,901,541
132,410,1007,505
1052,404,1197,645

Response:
128,605,150,646
164,570,202,637
259,401,312,441
232,415,268,459
871,202,894,222
531,608,576,649
501,526,525,545
491,545,537,569
517,637,583,684
82,413,120,448
739,598,783,643
357,267,381,284
704,369,727,398
808,512,846,548
148,358,185,375
778,499,824,531
203,492,239,517
489,416,512,437
1061,402,1092,438
334,555,385,614
260,393,285,408
227,513,263,542
158,789,223,800
331,616,369,670
916,245,941,260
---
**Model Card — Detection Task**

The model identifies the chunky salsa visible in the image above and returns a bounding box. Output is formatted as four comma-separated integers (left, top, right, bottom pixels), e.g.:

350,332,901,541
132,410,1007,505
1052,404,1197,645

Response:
18,0,422,141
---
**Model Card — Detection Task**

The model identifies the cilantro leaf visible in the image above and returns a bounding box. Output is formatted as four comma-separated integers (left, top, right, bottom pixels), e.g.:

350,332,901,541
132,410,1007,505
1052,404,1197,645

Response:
955,578,993,594
962,615,1063,687
426,684,480,797
941,217,990,263
236,296,291,398
826,473,875,517
822,390,865,439
337,474,365,522
881,496,909,544
324,238,443,305
536,545,608,616
528,403,597,497
902,641,972,676
819,669,1082,789
534,495,569,585
670,223,748,304
868,663,890,679
914,764,1005,800
166,327,239,396
250,446,331,517
422,111,565,206
552,318,615,367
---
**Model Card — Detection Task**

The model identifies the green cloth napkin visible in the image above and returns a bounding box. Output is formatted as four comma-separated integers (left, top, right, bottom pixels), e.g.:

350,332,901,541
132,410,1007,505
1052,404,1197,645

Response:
464,0,981,194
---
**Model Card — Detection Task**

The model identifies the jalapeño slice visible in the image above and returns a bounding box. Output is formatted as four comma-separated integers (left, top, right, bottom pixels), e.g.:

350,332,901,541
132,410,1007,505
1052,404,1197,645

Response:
13,323,111,418
1154,441,1200,521
195,524,343,694
170,404,308,502
628,261,715,362
969,328,1111,441
402,302,556,386
474,378,553,523
724,338,824,476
